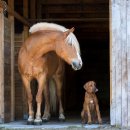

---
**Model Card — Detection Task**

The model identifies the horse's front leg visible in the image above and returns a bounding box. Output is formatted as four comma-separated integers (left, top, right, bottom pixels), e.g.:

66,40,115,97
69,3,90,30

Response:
34,73,46,125
22,76,34,125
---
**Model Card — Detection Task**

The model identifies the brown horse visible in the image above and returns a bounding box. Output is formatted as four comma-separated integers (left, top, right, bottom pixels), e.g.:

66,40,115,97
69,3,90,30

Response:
18,22,82,125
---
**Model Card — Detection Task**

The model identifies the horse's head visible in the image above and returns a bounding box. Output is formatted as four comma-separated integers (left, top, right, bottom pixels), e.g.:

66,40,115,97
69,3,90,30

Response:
55,28,82,70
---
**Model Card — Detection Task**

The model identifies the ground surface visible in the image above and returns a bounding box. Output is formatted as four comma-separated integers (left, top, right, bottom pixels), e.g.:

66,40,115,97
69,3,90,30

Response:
0,118,127,130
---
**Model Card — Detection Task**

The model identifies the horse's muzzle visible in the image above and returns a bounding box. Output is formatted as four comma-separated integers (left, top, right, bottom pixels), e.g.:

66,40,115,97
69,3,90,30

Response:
72,59,82,70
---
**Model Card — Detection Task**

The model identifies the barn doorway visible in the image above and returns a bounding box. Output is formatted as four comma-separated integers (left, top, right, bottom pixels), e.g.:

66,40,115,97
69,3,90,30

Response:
35,0,110,122
13,0,110,123
64,35,110,121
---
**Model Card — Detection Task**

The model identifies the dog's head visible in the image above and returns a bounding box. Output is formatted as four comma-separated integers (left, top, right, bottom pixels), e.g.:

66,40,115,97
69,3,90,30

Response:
83,81,98,93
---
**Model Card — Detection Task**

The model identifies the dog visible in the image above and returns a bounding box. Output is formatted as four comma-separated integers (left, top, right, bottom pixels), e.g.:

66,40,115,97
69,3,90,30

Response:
81,81,102,124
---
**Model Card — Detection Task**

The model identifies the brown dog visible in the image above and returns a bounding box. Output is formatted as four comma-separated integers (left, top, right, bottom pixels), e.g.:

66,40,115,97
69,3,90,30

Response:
81,81,102,124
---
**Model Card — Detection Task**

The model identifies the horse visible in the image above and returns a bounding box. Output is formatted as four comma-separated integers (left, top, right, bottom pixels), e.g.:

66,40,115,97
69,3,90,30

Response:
18,22,82,125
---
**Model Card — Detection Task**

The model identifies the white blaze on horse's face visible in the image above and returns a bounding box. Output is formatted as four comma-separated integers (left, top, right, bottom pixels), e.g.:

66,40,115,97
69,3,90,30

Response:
55,28,82,70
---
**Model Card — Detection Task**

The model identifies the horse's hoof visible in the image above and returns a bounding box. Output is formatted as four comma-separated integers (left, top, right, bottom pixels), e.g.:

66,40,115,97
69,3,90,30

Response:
27,116,34,125
27,121,34,125
42,114,50,122
34,118,42,125
59,113,65,122
42,117,50,122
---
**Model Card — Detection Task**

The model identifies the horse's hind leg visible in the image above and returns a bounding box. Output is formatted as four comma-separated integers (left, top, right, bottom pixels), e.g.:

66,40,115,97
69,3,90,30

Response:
34,73,46,125
53,76,65,121
42,84,51,122
22,76,34,125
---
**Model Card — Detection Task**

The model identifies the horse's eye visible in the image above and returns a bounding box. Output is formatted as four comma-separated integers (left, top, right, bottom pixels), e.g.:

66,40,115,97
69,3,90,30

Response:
68,43,73,46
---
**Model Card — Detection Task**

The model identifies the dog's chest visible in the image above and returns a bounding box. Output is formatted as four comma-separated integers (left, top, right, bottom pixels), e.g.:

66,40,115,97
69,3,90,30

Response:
86,94,96,109
90,99,94,104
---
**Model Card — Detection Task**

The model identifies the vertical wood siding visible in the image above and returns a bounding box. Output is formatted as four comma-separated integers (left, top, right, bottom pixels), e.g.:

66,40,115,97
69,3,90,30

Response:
127,0,130,127
0,9,4,123
0,11,12,123
110,0,130,127
4,17,11,123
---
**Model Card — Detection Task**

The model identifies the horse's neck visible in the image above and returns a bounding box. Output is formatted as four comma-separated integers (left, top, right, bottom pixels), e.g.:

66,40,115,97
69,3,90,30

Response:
28,41,54,60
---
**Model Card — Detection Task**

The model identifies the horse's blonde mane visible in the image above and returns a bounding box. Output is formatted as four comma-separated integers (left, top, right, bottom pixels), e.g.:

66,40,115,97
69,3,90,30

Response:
29,22,80,54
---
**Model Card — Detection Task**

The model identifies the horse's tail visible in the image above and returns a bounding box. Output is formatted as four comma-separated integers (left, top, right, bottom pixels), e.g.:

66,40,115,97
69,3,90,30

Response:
49,78,57,115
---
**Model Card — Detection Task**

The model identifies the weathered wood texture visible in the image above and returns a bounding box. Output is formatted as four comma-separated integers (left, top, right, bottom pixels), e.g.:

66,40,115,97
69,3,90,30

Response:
4,17,12,123
0,10,12,123
127,0,130,127
110,0,130,127
14,34,26,120
8,0,15,121
0,8,4,123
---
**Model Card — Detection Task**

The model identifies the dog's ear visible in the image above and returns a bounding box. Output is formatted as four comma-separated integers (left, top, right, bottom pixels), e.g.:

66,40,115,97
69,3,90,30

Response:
83,82,89,91
83,84,86,90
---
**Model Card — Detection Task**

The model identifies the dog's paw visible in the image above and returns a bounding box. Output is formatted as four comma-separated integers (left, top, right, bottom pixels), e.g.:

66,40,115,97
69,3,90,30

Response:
81,120,86,124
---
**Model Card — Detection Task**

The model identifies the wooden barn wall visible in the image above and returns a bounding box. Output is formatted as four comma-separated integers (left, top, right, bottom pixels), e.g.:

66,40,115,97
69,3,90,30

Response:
0,9,4,123
110,0,130,127
0,11,12,123
37,0,108,19
14,34,27,120
4,18,11,123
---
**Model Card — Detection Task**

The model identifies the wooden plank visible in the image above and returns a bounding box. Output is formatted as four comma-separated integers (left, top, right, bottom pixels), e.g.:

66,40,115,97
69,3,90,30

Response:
127,0,130,126
110,0,122,126
41,4,108,11
115,3,122,126
23,0,29,118
30,0,36,19
8,0,15,122
23,0,29,39
41,10,109,14
37,0,42,19
14,33,25,120
0,8,4,123
7,5,30,26
110,0,116,125
41,0,108,4
120,0,128,127
30,18,108,22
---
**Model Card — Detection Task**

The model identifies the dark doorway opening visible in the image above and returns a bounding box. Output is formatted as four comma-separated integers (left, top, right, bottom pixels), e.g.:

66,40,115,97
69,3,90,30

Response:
64,38,110,122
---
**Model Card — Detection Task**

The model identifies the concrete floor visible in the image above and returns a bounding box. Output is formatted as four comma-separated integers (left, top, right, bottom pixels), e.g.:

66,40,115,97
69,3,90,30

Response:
0,118,120,130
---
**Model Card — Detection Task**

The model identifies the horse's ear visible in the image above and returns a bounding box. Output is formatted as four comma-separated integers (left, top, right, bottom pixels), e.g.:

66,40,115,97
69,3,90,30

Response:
64,27,75,38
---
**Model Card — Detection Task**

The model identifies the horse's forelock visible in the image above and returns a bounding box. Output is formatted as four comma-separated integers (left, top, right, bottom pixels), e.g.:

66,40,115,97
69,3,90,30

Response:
66,33,81,55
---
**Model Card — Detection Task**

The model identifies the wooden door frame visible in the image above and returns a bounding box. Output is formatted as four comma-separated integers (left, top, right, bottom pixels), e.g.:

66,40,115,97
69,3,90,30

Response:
110,0,130,127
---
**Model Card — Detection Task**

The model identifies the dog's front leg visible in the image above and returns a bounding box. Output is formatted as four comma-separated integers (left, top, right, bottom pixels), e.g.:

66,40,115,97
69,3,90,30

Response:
95,103,102,124
87,106,92,124
81,110,86,124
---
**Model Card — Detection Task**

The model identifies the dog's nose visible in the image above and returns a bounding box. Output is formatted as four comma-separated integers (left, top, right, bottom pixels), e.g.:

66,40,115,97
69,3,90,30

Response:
72,59,82,70
93,87,98,92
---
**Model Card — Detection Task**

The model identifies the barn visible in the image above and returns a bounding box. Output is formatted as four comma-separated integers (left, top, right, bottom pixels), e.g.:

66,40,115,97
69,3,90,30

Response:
0,0,130,128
